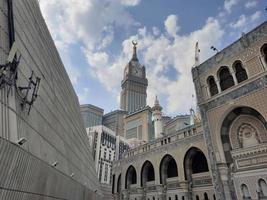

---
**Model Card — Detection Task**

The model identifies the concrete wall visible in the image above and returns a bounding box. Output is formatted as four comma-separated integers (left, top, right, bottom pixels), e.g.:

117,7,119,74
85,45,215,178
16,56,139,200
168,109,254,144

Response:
0,0,101,199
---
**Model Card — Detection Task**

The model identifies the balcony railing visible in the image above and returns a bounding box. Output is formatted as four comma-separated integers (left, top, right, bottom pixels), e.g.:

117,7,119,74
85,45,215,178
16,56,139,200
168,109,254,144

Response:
192,172,212,187
114,123,202,162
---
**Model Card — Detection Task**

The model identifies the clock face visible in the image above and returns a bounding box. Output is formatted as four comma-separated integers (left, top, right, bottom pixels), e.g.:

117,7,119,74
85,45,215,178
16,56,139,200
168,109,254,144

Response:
133,67,142,77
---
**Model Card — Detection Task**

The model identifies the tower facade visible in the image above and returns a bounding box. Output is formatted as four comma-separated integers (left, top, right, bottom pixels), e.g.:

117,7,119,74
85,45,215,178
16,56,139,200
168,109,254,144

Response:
152,96,163,139
120,42,148,113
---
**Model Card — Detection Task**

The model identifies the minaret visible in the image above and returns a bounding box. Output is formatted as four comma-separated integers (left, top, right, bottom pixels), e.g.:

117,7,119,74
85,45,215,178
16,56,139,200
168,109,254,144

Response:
152,96,163,139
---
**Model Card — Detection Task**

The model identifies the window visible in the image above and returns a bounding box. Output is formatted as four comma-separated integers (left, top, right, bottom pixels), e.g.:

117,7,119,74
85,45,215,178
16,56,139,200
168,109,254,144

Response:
259,179,267,197
204,193,209,200
241,184,251,199
196,195,200,200
261,44,267,64
175,195,178,200
218,66,235,91
207,76,218,96
233,61,248,83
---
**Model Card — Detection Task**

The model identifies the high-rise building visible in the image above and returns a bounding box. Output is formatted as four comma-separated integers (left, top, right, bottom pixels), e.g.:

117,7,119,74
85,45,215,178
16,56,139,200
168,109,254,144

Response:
103,110,127,137
80,104,104,127
120,42,148,113
86,125,129,185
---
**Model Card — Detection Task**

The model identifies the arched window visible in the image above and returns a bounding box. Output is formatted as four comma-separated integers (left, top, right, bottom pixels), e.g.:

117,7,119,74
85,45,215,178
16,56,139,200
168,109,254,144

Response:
159,154,178,184
213,194,216,200
141,161,155,187
112,174,115,194
261,44,267,64
175,195,178,200
184,147,209,181
241,184,251,199
259,179,267,197
207,76,218,96
125,166,137,189
196,195,200,200
204,193,209,200
233,61,248,83
117,174,121,193
218,66,235,91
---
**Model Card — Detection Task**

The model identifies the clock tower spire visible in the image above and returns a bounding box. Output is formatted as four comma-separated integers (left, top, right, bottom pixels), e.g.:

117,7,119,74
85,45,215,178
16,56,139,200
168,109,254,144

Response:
120,41,148,113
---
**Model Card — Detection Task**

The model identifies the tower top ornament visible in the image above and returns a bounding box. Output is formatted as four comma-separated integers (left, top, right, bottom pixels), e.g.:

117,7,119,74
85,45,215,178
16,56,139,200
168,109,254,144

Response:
131,40,138,61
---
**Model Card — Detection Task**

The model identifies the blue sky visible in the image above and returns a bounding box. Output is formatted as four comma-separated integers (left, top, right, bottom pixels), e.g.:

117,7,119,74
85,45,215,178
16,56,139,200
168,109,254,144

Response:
40,0,266,116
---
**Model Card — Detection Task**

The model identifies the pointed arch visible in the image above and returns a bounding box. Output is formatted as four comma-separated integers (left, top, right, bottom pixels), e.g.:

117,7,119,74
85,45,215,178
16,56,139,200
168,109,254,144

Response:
141,160,155,187
125,165,137,189
159,154,178,184
207,76,218,96
117,174,121,193
261,43,267,64
220,106,267,166
241,184,251,199
258,178,267,197
233,60,248,83
218,66,235,91
183,147,209,182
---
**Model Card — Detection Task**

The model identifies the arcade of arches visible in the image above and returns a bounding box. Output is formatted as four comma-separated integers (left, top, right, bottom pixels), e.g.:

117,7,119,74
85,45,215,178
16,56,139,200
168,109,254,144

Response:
112,132,215,200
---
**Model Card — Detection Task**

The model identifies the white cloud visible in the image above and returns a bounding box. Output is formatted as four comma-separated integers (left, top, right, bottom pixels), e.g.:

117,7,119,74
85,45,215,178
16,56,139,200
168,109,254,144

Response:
77,88,90,104
250,11,261,21
40,0,137,51
230,11,261,29
164,15,180,37
224,0,239,13
245,0,258,9
120,0,141,6
88,17,224,114
40,0,226,114
230,15,247,28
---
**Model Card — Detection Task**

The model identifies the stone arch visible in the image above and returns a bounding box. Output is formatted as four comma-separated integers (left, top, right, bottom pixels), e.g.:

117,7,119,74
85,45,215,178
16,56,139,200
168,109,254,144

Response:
258,178,267,198
220,106,267,166
218,66,235,91
159,154,178,184
207,76,218,96
183,147,209,182
125,165,137,189
141,160,155,187
112,174,115,194
204,193,209,200
261,43,267,64
117,174,121,193
233,60,248,83
241,184,251,199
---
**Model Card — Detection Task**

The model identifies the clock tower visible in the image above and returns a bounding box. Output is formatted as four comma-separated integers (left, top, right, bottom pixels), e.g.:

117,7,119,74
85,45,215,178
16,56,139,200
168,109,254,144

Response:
120,42,148,113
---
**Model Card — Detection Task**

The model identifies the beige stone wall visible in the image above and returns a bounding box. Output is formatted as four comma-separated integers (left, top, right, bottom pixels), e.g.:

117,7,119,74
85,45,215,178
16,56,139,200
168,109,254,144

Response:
197,36,267,103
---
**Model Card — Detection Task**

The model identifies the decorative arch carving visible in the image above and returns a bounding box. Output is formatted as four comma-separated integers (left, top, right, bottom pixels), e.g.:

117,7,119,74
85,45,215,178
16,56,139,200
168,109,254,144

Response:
228,114,267,149
220,107,267,166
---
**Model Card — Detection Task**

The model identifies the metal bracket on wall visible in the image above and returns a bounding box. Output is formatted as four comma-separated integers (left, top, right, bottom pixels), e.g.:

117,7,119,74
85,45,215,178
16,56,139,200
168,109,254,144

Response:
0,43,21,97
16,70,41,115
